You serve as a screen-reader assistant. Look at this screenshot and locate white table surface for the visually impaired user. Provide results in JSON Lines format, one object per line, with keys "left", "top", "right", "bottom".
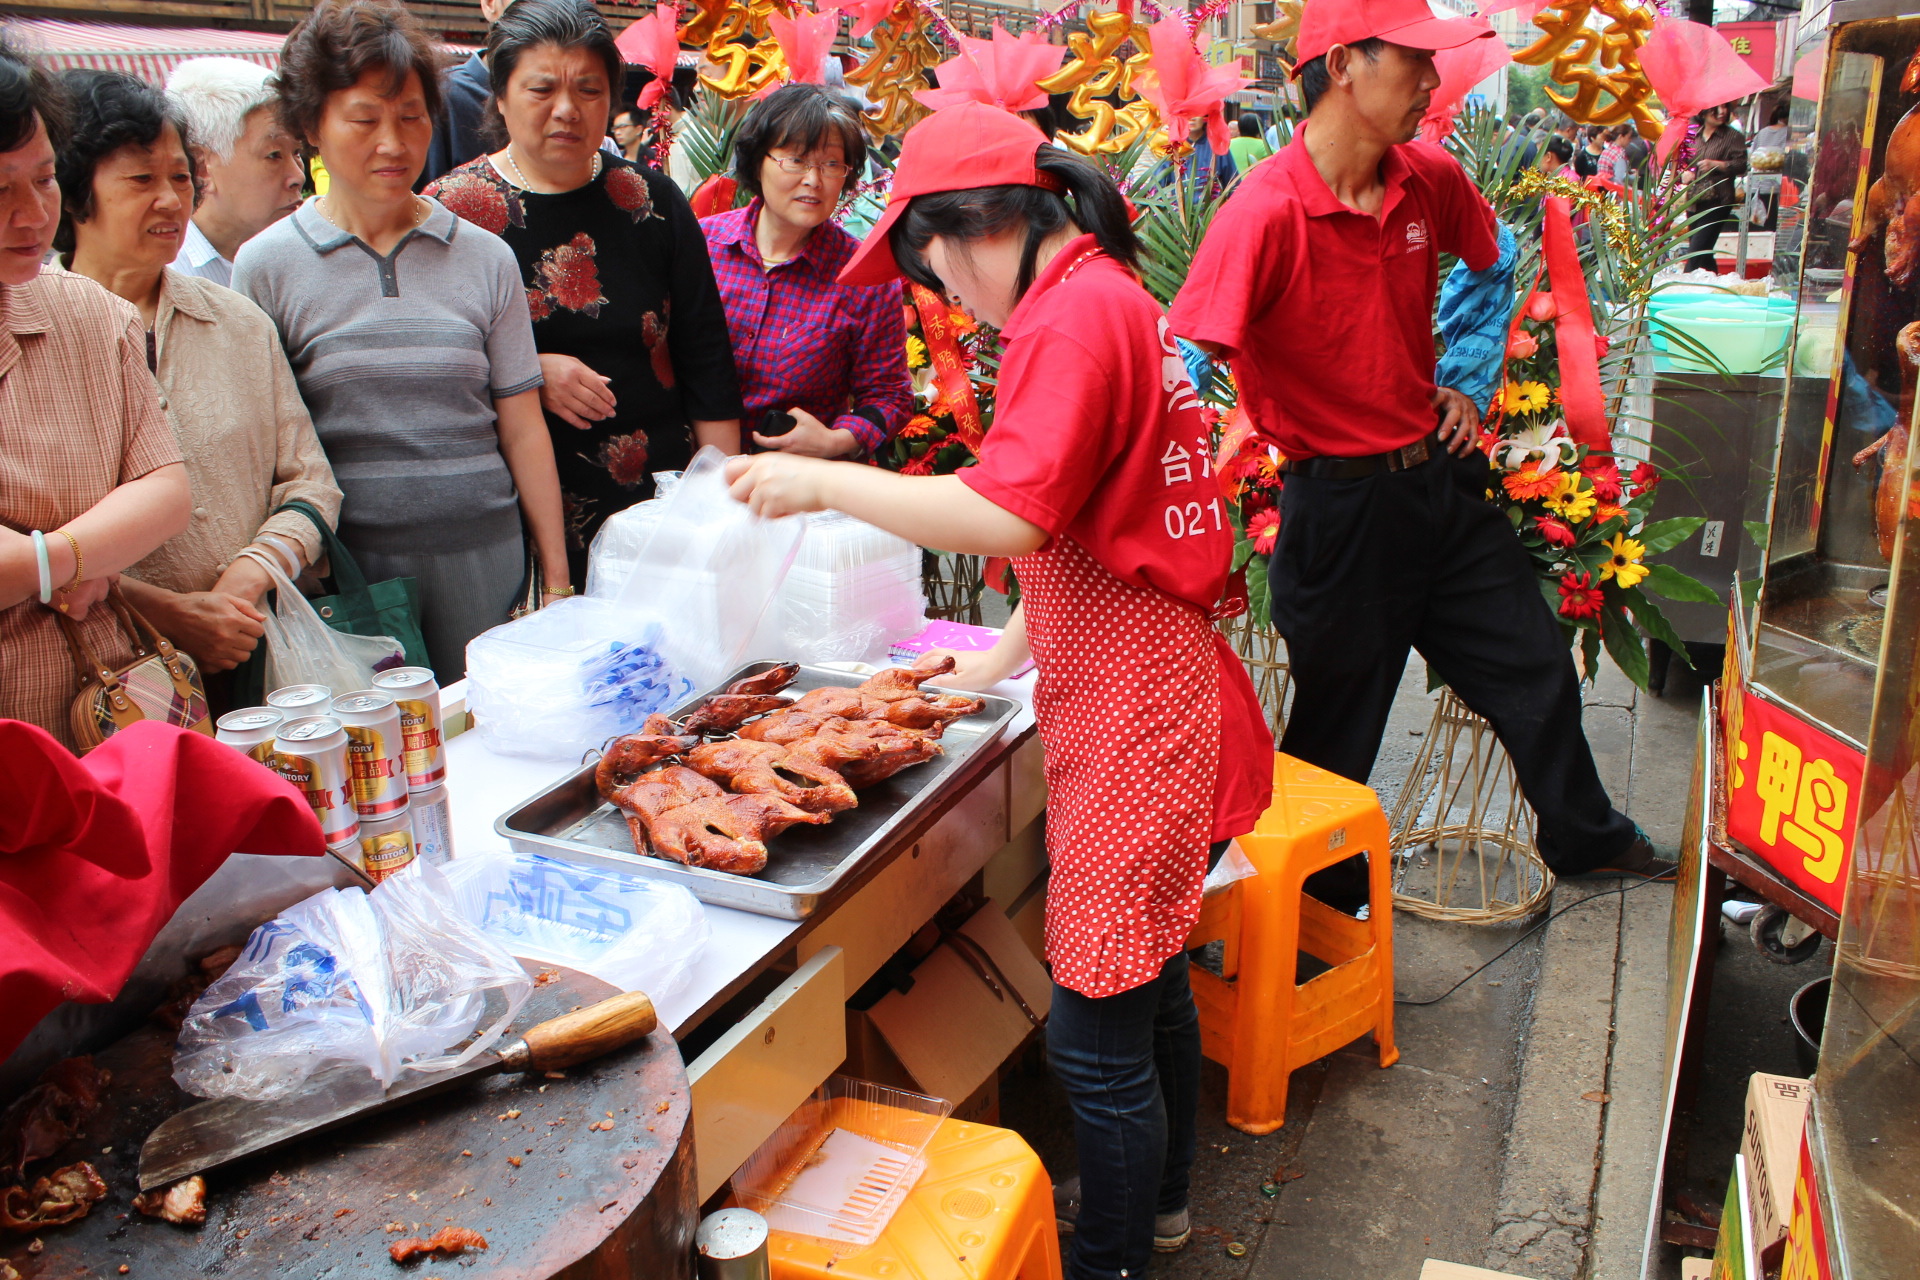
{"left": 436, "top": 668, "right": 1037, "bottom": 1037}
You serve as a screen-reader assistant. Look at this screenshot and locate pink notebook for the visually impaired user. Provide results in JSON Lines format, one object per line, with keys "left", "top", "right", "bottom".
{"left": 889, "top": 620, "right": 1034, "bottom": 679}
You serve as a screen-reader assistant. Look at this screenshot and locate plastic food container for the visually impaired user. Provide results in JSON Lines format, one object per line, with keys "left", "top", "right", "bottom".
{"left": 1651, "top": 298, "right": 1793, "bottom": 374}
{"left": 731, "top": 1076, "right": 954, "bottom": 1247}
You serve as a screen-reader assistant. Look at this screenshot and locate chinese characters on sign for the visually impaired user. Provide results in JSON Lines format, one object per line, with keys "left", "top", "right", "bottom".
{"left": 1780, "top": 1132, "right": 1833, "bottom": 1280}
{"left": 1512, "top": 0, "right": 1664, "bottom": 139}
{"left": 1725, "top": 688, "right": 1864, "bottom": 914}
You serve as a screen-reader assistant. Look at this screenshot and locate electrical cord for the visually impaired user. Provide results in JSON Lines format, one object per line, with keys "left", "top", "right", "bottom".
{"left": 1394, "top": 873, "right": 1673, "bottom": 1006}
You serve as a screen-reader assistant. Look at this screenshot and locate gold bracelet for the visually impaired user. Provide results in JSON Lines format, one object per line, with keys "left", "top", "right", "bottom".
{"left": 541, "top": 584, "right": 576, "bottom": 598}
{"left": 56, "top": 530, "right": 82, "bottom": 587}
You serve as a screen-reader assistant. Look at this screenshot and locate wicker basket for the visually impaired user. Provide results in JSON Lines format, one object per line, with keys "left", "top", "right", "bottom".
{"left": 920, "top": 550, "right": 987, "bottom": 625}
{"left": 1220, "top": 611, "right": 1292, "bottom": 738}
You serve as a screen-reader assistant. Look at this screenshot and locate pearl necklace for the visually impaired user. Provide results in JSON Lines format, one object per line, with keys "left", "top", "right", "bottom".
{"left": 320, "top": 194, "right": 428, "bottom": 236}
{"left": 502, "top": 146, "right": 601, "bottom": 192}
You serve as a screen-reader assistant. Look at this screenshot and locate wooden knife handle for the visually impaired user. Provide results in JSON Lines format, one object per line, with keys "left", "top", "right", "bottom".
{"left": 506, "top": 991, "right": 657, "bottom": 1073}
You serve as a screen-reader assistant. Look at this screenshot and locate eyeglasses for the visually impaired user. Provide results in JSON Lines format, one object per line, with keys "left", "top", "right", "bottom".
{"left": 769, "top": 154, "right": 851, "bottom": 180}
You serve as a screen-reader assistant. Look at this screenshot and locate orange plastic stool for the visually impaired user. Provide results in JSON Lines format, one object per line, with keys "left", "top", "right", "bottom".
{"left": 1187, "top": 753, "right": 1398, "bottom": 1134}
{"left": 768, "top": 1117, "right": 1063, "bottom": 1280}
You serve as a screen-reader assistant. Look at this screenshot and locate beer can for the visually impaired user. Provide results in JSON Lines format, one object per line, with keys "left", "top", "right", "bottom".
{"left": 215, "top": 707, "right": 284, "bottom": 765}
{"left": 331, "top": 690, "right": 410, "bottom": 818}
{"left": 372, "top": 667, "right": 445, "bottom": 791}
{"left": 356, "top": 808, "right": 417, "bottom": 883}
{"left": 409, "top": 784, "right": 455, "bottom": 866}
{"left": 266, "top": 683, "right": 333, "bottom": 716}
{"left": 273, "top": 715, "right": 359, "bottom": 849}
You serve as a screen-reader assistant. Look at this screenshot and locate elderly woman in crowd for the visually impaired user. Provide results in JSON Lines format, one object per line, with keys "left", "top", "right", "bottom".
{"left": 165, "top": 57, "right": 305, "bottom": 287}
{"left": 54, "top": 70, "right": 342, "bottom": 703}
{"left": 425, "top": 0, "right": 741, "bottom": 582}
{"left": 702, "top": 83, "right": 911, "bottom": 458}
{"left": 238, "top": 0, "right": 570, "bottom": 678}
{"left": 0, "top": 39, "right": 192, "bottom": 749}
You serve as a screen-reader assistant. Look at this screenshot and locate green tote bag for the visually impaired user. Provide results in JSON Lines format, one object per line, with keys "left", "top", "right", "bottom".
{"left": 274, "top": 499, "right": 431, "bottom": 672}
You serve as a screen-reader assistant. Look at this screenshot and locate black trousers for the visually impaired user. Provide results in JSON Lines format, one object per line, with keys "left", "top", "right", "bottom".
{"left": 1269, "top": 448, "right": 1636, "bottom": 876}
{"left": 1685, "top": 203, "right": 1735, "bottom": 274}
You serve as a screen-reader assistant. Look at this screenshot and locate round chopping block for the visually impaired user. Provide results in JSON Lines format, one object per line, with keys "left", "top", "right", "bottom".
{"left": 7, "top": 964, "right": 695, "bottom": 1279}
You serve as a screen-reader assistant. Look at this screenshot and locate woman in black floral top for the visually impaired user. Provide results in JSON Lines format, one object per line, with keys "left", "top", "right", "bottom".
{"left": 424, "top": 0, "right": 742, "bottom": 581}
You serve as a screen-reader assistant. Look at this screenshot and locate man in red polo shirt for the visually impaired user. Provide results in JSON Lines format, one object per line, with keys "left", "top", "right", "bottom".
{"left": 1170, "top": 0, "right": 1666, "bottom": 886}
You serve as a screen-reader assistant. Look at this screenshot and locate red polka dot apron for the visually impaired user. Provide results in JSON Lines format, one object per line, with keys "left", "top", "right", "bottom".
{"left": 1018, "top": 535, "right": 1221, "bottom": 999}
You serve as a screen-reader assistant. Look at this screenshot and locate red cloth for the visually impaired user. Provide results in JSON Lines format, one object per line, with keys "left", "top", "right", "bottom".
{"left": 1169, "top": 125, "right": 1499, "bottom": 460}
{"left": 0, "top": 720, "right": 324, "bottom": 1061}
{"left": 957, "top": 235, "right": 1271, "bottom": 849}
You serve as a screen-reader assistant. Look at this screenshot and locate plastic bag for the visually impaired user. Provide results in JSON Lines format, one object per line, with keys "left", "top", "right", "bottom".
{"left": 235, "top": 547, "right": 404, "bottom": 694}
{"left": 584, "top": 472, "right": 686, "bottom": 601}
{"left": 444, "top": 850, "right": 709, "bottom": 1002}
{"left": 1202, "top": 839, "right": 1258, "bottom": 898}
{"left": 172, "top": 861, "right": 532, "bottom": 1101}
{"left": 465, "top": 596, "right": 696, "bottom": 760}
{"left": 613, "top": 447, "right": 805, "bottom": 689}
{"left": 766, "top": 511, "right": 927, "bottom": 665}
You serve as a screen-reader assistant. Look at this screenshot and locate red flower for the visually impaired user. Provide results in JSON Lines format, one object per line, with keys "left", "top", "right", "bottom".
{"left": 1247, "top": 507, "right": 1280, "bottom": 555}
{"left": 1507, "top": 328, "right": 1539, "bottom": 359}
{"left": 604, "top": 165, "right": 655, "bottom": 221}
{"left": 642, "top": 306, "right": 674, "bottom": 389}
{"left": 1594, "top": 332, "right": 1611, "bottom": 360}
{"left": 597, "top": 432, "right": 650, "bottom": 488}
{"left": 1630, "top": 461, "right": 1660, "bottom": 493}
{"left": 535, "top": 232, "right": 607, "bottom": 317}
{"left": 900, "top": 415, "right": 936, "bottom": 439}
{"left": 1557, "top": 571, "right": 1605, "bottom": 621}
{"left": 1525, "top": 291, "right": 1558, "bottom": 323}
{"left": 1581, "top": 456, "right": 1622, "bottom": 503}
{"left": 899, "top": 453, "right": 936, "bottom": 476}
{"left": 1534, "top": 515, "right": 1576, "bottom": 547}
{"left": 1503, "top": 460, "right": 1560, "bottom": 501}
{"left": 429, "top": 167, "right": 521, "bottom": 234}
{"left": 525, "top": 286, "right": 551, "bottom": 323}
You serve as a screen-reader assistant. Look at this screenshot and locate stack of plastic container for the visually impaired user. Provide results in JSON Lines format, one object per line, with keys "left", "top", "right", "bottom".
{"left": 768, "top": 512, "right": 927, "bottom": 665}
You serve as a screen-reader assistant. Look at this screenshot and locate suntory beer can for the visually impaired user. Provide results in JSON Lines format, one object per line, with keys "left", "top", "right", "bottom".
{"left": 266, "top": 683, "right": 333, "bottom": 716}
{"left": 357, "top": 808, "right": 418, "bottom": 883}
{"left": 273, "top": 715, "right": 359, "bottom": 848}
{"left": 331, "top": 690, "right": 410, "bottom": 818}
{"left": 410, "top": 784, "right": 454, "bottom": 866}
{"left": 371, "top": 667, "right": 445, "bottom": 791}
{"left": 215, "top": 707, "right": 283, "bottom": 765}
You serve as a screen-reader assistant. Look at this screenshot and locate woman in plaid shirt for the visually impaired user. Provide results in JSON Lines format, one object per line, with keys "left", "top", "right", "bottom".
{"left": 702, "top": 84, "right": 913, "bottom": 458}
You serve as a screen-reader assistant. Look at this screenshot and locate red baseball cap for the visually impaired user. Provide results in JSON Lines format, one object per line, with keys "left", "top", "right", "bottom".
{"left": 839, "top": 102, "right": 1061, "bottom": 288}
{"left": 1294, "top": 0, "right": 1493, "bottom": 70}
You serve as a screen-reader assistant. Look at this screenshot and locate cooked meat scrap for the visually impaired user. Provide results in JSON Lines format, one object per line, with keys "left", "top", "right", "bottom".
{"left": 388, "top": 1225, "right": 488, "bottom": 1262}
{"left": 132, "top": 1175, "right": 207, "bottom": 1226}
{"left": 724, "top": 662, "right": 800, "bottom": 696}
{"left": 0, "top": 1162, "right": 108, "bottom": 1234}
{"left": 0, "top": 1059, "right": 109, "bottom": 1184}
{"left": 856, "top": 654, "right": 957, "bottom": 702}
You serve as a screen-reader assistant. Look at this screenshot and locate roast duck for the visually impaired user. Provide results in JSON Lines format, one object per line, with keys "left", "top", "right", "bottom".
{"left": 593, "top": 657, "right": 985, "bottom": 876}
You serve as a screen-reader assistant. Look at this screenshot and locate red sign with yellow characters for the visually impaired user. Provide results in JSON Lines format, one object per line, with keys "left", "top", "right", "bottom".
{"left": 1724, "top": 688, "right": 1863, "bottom": 915}
{"left": 1780, "top": 1131, "right": 1833, "bottom": 1280}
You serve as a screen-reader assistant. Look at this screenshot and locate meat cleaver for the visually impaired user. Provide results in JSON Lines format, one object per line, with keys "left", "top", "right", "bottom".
{"left": 138, "top": 990, "right": 656, "bottom": 1192}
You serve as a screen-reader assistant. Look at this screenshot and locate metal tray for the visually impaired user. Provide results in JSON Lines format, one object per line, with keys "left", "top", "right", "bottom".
{"left": 494, "top": 660, "right": 1022, "bottom": 918}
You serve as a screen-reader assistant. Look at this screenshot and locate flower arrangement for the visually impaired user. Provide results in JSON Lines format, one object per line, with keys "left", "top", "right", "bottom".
{"left": 882, "top": 284, "right": 1001, "bottom": 477}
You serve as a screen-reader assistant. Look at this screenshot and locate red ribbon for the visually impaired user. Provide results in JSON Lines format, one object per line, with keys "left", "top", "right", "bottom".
{"left": 909, "top": 282, "right": 988, "bottom": 454}
{"left": 1541, "top": 194, "right": 1610, "bottom": 452}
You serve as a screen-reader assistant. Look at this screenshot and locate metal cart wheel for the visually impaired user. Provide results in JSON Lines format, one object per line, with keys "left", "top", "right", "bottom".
{"left": 1750, "top": 903, "right": 1823, "bottom": 964}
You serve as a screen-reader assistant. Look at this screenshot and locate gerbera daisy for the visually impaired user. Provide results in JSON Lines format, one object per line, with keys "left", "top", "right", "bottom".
{"left": 947, "top": 309, "right": 977, "bottom": 334}
{"left": 905, "top": 335, "right": 929, "bottom": 367}
{"left": 1248, "top": 507, "right": 1280, "bottom": 555}
{"left": 1581, "top": 456, "right": 1622, "bottom": 503}
{"left": 900, "top": 415, "right": 936, "bottom": 439}
{"left": 1593, "top": 502, "right": 1627, "bottom": 525}
{"left": 1544, "top": 473, "right": 1597, "bottom": 522}
{"left": 1503, "top": 459, "right": 1561, "bottom": 501}
{"left": 1599, "top": 532, "right": 1649, "bottom": 588}
{"left": 1534, "top": 515, "right": 1576, "bottom": 547}
{"left": 1629, "top": 461, "right": 1660, "bottom": 493}
{"left": 1557, "top": 571, "right": 1605, "bottom": 620}
{"left": 1510, "top": 381, "right": 1552, "bottom": 414}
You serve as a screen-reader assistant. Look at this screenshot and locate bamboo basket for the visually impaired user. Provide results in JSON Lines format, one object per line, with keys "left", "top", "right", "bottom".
{"left": 1220, "top": 611, "right": 1293, "bottom": 737}
{"left": 920, "top": 550, "right": 986, "bottom": 625}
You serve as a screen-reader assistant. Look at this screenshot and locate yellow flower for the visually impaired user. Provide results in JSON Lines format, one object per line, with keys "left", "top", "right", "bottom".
{"left": 906, "top": 334, "right": 929, "bottom": 367}
{"left": 1498, "top": 380, "right": 1552, "bottom": 416}
{"left": 1600, "top": 532, "right": 1649, "bottom": 588}
{"left": 1542, "top": 472, "right": 1596, "bottom": 523}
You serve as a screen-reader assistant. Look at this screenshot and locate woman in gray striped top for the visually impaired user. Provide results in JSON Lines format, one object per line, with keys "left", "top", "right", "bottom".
{"left": 236, "top": 0, "right": 571, "bottom": 678}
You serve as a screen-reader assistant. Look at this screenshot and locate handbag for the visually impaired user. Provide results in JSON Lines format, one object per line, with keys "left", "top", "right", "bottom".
{"left": 273, "top": 500, "right": 431, "bottom": 671}
{"left": 57, "top": 584, "right": 212, "bottom": 751}
{"left": 510, "top": 541, "right": 543, "bottom": 621}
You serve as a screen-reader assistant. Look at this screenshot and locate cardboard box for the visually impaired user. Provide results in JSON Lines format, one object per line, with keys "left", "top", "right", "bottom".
{"left": 1743, "top": 1072, "right": 1812, "bottom": 1247}
{"left": 1682, "top": 1260, "right": 1714, "bottom": 1280}
{"left": 845, "top": 901, "right": 1052, "bottom": 1110}
{"left": 1418, "top": 1262, "right": 1543, "bottom": 1280}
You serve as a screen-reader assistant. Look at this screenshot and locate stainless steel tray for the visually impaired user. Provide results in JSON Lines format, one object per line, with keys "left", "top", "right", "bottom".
{"left": 494, "top": 660, "right": 1022, "bottom": 918}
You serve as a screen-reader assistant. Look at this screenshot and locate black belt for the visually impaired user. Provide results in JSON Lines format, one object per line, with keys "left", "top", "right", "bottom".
{"left": 1281, "top": 431, "right": 1444, "bottom": 479}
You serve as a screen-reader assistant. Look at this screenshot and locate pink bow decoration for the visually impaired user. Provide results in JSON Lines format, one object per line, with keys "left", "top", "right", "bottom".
{"left": 1419, "top": 36, "right": 1511, "bottom": 142}
{"left": 1638, "top": 18, "right": 1771, "bottom": 164}
{"left": 770, "top": 5, "right": 840, "bottom": 84}
{"left": 1475, "top": 0, "right": 1554, "bottom": 16}
{"left": 827, "top": 0, "right": 900, "bottom": 39}
{"left": 616, "top": 4, "right": 682, "bottom": 109}
{"left": 1133, "top": 18, "right": 1250, "bottom": 155}
{"left": 915, "top": 23, "right": 1067, "bottom": 113}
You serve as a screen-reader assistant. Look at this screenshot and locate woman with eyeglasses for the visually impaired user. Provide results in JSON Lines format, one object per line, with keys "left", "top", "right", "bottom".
{"left": 424, "top": 0, "right": 742, "bottom": 581}
{"left": 701, "top": 83, "right": 912, "bottom": 458}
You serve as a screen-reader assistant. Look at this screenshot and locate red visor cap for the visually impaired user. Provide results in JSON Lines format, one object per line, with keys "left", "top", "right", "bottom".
{"left": 1294, "top": 0, "right": 1494, "bottom": 71}
{"left": 838, "top": 102, "right": 1060, "bottom": 288}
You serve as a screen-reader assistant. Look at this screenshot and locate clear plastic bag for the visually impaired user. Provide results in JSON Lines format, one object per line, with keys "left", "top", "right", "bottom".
{"left": 612, "top": 447, "right": 805, "bottom": 689}
{"left": 465, "top": 596, "right": 696, "bottom": 760}
{"left": 443, "top": 850, "right": 709, "bottom": 1002}
{"left": 766, "top": 512, "right": 927, "bottom": 665}
{"left": 234, "top": 547, "right": 404, "bottom": 694}
{"left": 172, "top": 861, "right": 532, "bottom": 1101}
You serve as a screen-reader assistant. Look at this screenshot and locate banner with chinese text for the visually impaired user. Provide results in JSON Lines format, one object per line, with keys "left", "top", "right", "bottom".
{"left": 1724, "top": 688, "right": 1863, "bottom": 915}
{"left": 1779, "top": 1132, "right": 1833, "bottom": 1280}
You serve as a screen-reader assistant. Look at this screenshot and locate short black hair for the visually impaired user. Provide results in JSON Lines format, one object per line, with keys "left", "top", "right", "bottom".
{"left": 482, "top": 0, "right": 623, "bottom": 149}
{"left": 54, "top": 69, "right": 195, "bottom": 256}
{"left": 278, "top": 0, "right": 445, "bottom": 146}
{"left": 732, "top": 82, "right": 868, "bottom": 199}
{"left": 1544, "top": 135, "right": 1573, "bottom": 164}
{"left": 1237, "top": 113, "right": 1260, "bottom": 138}
{"left": 0, "top": 31, "right": 69, "bottom": 154}
{"left": 1770, "top": 99, "right": 1790, "bottom": 126}
{"left": 1297, "top": 37, "right": 1385, "bottom": 113}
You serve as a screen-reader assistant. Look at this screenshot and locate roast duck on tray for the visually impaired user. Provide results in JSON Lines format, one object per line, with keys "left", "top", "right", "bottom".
{"left": 592, "top": 656, "right": 985, "bottom": 876}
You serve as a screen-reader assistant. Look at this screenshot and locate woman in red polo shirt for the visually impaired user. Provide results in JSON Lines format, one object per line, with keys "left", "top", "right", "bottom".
{"left": 725, "top": 102, "right": 1270, "bottom": 1280}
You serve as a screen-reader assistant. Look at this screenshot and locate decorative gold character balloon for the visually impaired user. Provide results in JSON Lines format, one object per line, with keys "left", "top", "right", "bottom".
{"left": 847, "top": 3, "right": 944, "bottom": 139}
{"left": 1514, "top": 0, "right": 1664, "bottom": 141}
{"left": 1035, "top": 10, "right": 1157, "bottom": 155}
{"left": 687, "top": 0, "right": 792, "bottom": 100}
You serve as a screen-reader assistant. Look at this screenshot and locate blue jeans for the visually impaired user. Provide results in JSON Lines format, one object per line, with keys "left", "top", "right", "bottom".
{"left": 1046, "top": 949, "right": 1202, "bottom": 1279}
